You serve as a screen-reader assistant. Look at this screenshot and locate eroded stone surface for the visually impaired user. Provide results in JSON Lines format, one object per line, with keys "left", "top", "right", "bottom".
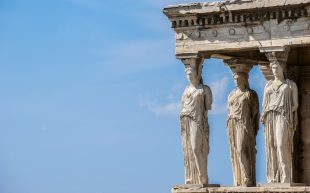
{"left": 180, "top": 56, "right": 212, "bottom": 185}
{"left": 172, "top": 186, "right": 310, "bottom": 193}
{"left": 225, "top": 62, "right": 259, "bottom": 187}
{"left": 164, "top": 0, "right": 310, "bottom": 186}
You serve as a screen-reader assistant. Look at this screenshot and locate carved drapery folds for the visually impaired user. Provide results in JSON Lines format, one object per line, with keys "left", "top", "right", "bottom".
{"left": 179, "top": 54, "right": 213, "bottom": 185}
{"left": 260, "top": 47, "right": 299, "bottom": 183}
{"left": 163, "top": 0, "right": 310, "bottom": 191}
{"left": 225, "top": 59, "right": 259, "bottom": 187}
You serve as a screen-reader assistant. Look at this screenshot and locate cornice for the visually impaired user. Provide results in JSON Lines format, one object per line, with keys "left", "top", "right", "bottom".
{"left": 163, "top": 0, "right": 310, "bottom": 29}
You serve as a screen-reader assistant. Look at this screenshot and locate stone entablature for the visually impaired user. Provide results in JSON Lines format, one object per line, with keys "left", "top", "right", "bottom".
{"left": 165, "top": 2, "right": 309, "bottom": 29}
{"left": 163, "top": 0, "right": 310, "bottom": 190}
{"left": 163, "top": 0, "right": 310, "bottom": 55}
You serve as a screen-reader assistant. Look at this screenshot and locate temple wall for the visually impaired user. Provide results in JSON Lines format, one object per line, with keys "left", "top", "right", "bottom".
{"left": 299, "top": 66, "right": 310, "bottom": 185}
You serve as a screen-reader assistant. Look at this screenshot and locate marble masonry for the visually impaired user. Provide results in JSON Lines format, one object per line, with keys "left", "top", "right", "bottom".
{"left": 163, "top": 0, "right": 310, "bottom": 192}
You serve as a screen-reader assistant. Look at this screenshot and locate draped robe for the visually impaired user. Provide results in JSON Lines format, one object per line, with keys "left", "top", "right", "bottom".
{"left": 180, "top": 84, "right": 212, "bottom": 184}
{"left": 227, "top": 88, "right": 259, "bottom": 186}
{"left": 262, "top": 79, "right": 298, "bottom": 183}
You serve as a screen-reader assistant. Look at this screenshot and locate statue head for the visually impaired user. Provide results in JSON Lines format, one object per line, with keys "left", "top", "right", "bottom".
{"left": 270, "top": 61, "right": 284, "bottom": 79}
{"left": 266, "top": 50, "right": 288, "bottom": 80}
{"left": 233, "top": 72, "right": 249, "bottom": 89}
{"left": 182, "top": 57, "right": 203, "bottom": 85}
{"left": 185, "top": 64, "right": 199, "bottom": 85}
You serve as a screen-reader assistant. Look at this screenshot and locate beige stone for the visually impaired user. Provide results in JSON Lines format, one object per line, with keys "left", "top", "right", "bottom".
{"left": 163, "top": 0, "right": 310, "bottom": 187}
{"left": 172, "top": 186, "right": 310, "bottom": 193}
{"left": 180, "top": 56, "right": 212, "bottom": 185}
{"left": 225, "top": 61, "right": 259, "bottom": 187}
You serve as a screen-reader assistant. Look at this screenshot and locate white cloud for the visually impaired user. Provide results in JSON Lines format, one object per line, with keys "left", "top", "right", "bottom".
{"left": 139, "top": 97, "right": 181, "bottom": 116}
{"left": 209, "top": 76, "right": 229, "bottom": 114}
{"left": 210, "top": 76, "right": 229, "bottom": 100}
{"left": 249, "top": 73, "right": 266, "bottom": 92}
{"left": 140, "top": 76, "right": 230, "bottom": 116}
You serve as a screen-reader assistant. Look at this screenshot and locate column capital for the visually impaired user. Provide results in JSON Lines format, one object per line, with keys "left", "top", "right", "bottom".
{"left": 176, "top": 52, "right": 205, "bottom": 59}
{"left": 259, "top": 46, "right": 290, "bottom": 53}
{"left": 176, "top": 52, "right": 204, "bottom": 65}
{"left": 259, "top": 46, "right": 290, "bottom": 79}
{"left": 177, "top": 53, "right": 206, "bottom": 83}
{"left": 259, "top": 46, "right": 290, "bottom": 65}
{"left": 224, "top": 58, "right": 256, "bottom": 74}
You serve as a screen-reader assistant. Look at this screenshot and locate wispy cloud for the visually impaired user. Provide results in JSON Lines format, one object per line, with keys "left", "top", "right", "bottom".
{"left": 209, "top": 76, "right": 229, "bottom": 114}
{"left": 139, "top": 97, "right": 181, "bottom": 116}
{"left": 140, "top": 76, "right": 230, "bottom": 116}
{"left": 249, "top": 72, "right": 266, "bottom": 92}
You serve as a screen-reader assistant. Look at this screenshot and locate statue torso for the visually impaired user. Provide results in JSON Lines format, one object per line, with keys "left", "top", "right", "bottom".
{"left": 265, "top": 80, "right": 290, "bottom": 113}
{"left": 228, "top": 89, "right": 251, "bottom": 120}
{"left": 181, "top": 84, "right": 206, "bottom": 121}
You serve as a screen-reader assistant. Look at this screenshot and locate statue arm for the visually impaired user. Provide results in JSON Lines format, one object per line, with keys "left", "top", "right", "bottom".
{"left": 203, "top": 85, "right": 212, "bottom": 110}
{"left": 251, "top": 90, "right": 260, "bottom": 136}
{"left": 261, "top": 80, "right": 271, "bottom": 123}
{"left": 290, "top": 81, "right": 298, "bottom": 112}
{"left": 227, "top": 90, "right": 235, "bottom": 114}
{"left": 203, "top": 85, "right": 212, "bottom": 118}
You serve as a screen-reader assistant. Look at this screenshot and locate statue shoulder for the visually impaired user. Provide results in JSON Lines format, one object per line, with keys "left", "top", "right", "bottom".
{"left": 181, "top": 86, "right": 189, "bottom": 98}
{"left": 249, "top": 88, "right": 258, "bottom": 97}
{"left": 203, "top": 85, "right": 212, "bottom": 96}
{"left": 263, "top": 80, "right": 273, "bottom": 91}
{"left": 228, "top": 88, "right": 237, "bottom": 100}
{"left": 266, "top": 80, "right": 273, "bottom": 87}
{"left": 286, "top": 79, "right": 297, "bottom": 88}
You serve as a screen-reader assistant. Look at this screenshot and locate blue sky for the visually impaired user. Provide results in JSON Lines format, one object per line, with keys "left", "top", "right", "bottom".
{"left": 0, "top": 0, "right": 267, "bottom": 193}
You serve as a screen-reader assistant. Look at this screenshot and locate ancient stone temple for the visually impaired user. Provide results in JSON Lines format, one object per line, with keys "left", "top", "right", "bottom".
{"left": 163, "top": 0, "right": 310, "bottom": 192}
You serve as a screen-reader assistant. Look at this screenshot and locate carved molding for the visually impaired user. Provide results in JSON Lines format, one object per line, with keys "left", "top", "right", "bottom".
{"left": 169, "top": 4, "right": 308, "bottom": 29}
{"left": 224, "top": 58, "right": 256, "bottom": 74}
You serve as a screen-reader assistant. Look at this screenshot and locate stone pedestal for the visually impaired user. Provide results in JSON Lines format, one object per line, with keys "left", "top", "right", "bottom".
{"left": 172, "top": 186, "right": 310, "bottom": 193}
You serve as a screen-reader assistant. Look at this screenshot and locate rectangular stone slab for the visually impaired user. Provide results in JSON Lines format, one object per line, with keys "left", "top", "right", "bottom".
{"left": 172, "top": 186, "right": 310, "bottom": 193}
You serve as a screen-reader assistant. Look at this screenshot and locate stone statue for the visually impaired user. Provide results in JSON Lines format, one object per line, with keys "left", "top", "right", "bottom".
{"left": 180, "top": 59, "right": 212, "bottom": 185}
{"left": 261, "top": 61, "right": 298, "bottom": 183}
{"left": 226, "top": 68, "right": 259, "bottom": 187}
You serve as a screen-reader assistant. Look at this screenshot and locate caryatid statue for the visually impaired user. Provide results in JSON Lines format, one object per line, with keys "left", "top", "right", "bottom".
{"left": 180, "top": 56, "right": 212, "bottom": 185}
{"left": 261, "top": 51, "right": 298, "bottom": 183}
{"left": 225, "top": 61, "right": 259, "bottom": 187}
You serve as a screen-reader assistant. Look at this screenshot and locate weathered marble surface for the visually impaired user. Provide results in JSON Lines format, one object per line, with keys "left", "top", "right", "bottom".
{"left": 261, "top": 51, "right": 298, "bottom": 183}
{"left": 226, "top": 63, "right": 259, "bottom": 187}
{"left": 180, "top": 57, "right": 212, "bottom": 185}
{"left": 172, "top": 186, "right": 310, "bottom": 193}
{"left": 164, "top": 0, "right": 310, "bottom": 186}
{"left": 163, "top": 0, "right": 310, "bottom": 54}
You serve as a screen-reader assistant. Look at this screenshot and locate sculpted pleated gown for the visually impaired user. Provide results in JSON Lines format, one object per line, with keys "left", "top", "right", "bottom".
{"left": 180, "top": 84, "right": 212, "bottom": 184}
{"left": 262, "top": 79, "right": 298, "bottom": 183}
{"left": 227, "top": 88, "right": 259, "bottom": 186}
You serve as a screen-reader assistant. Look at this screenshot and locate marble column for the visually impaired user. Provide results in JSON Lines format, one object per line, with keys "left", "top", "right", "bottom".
{"left": 178, "top": 53, "right": 212, "bottom": 185}
{"left": 224, "top": 59, "right": 259, "bottom": 187}
{"left": 260, "top": 47, "right": 299, "bottom": 183}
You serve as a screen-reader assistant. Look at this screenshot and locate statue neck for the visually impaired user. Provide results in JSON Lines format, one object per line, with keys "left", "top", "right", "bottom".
{"left": 274, "top": 74, "right": 285, "bottom": 81}
{"left": 189, "top": 80, "right": 200, "bottom": 88}
{"left": 237, "top": 85, "right": 247, "bottom": 92}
